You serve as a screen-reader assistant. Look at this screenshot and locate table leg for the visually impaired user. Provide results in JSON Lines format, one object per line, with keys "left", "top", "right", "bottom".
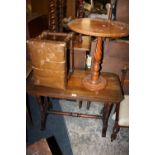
{"left": 78, "top": 100, "right": 82, "bottom": 109}
{"left": 102, "top": 103, "right": 113, "bottom": 137}
{"left": 82, "top": 37, "right": 107, "bottom": 91}
{"left": 26, "top": 93, "right": 33, "bottom": 125}
{"left": 111, "top": 103, "right": 120, "bottom": 141}
{"left": 86, "top": 101, "right": 91, "bottom": 110}
{"left": 36, "top": 96, "right": 50, "bottom": 130}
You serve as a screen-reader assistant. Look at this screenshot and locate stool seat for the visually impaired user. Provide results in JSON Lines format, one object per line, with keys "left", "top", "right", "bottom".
{"left": 118, "top": 95, "right": 129, "bottom": 126}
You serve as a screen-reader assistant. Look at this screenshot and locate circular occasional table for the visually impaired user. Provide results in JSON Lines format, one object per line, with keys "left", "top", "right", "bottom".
{"left": 68, "top": 18, "right": 129, "bottom": 91}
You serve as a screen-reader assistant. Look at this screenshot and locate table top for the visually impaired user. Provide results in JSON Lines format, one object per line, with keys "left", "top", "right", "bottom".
{"left": 27, "top": 70, "right": 123, "bottom": 103}
{"left": 68, "top": 18, "right": 129, "bottom": 38}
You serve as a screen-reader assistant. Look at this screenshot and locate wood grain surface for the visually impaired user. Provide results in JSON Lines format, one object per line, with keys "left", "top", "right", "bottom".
{"left": 68, "top": 18, "right": 129, "bottom": 37}
{"left": 27, "top": 70, "right": 123, "bottom": 103}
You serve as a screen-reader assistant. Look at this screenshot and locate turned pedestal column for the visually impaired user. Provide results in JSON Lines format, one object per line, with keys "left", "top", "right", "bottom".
{"left": 83, "top": 36, "right": 107, "bottom": 91}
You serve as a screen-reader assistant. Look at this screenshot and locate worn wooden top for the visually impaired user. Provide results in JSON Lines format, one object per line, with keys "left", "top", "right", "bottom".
{"left": 68, "top": 18, "right": 129, "bottom": 38}
{"left": 27, "top": 139, "right": 52, "bottom": 155}
{"left": 27, "top": 70, "right": 123, "bottom": 103}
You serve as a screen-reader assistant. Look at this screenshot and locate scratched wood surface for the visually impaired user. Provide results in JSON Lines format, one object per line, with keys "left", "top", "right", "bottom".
{"left": 26, "top": 139, "right": 52, "bottom": 155}
{"left": 27, "top": 70, "right": 123, "bottom": 103}
{"left": 68, "top": 18, "right": 129, "bottom": 37}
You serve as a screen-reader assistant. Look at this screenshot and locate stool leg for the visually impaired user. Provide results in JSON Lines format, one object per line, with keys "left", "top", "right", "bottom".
{"left": 36, "top": 96, "right": 50, "bottom": 130}
{"left": 102, "top": 103, "right": 113, "bottom": 137}
{"left": 86, "top": 101, "right": 91, "bottom": 110}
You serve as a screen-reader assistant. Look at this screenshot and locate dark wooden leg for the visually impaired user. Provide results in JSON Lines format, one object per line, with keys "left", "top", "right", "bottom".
{"left": 36, "top": 96, "right": 50, "bottom": 130}
{"left": 79, "top": 100, "right": 82, "bottom": 109}
{"left": 86, "top": 101, "right": 91, "bottom": 110}
{"left": 69, "top": 33, "right": 74, "bottom": 74}
{"left": 48, "top": 0, "right": 57, "bottom": 32}
{"left": 101, "top": 103, "right": 113, "bottom": 137}
{"left": 58, "top": 0, "right": 64, "bottom": 32}
{"left": 26, "top": 94, "right": 33, "bottom": 125}
{"left": 111, "top": 122, "right": 120, "bottom": 141}
{"left": 111, "top": 103, "right": 120, "bottom": 141}
{"left": 77, "top": 0, "right": 84, "bottom": 18}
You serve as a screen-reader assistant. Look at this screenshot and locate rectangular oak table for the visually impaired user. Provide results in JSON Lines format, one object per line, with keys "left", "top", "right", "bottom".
{"left": 27, "top": 70, "right": 123, "bottom": 137}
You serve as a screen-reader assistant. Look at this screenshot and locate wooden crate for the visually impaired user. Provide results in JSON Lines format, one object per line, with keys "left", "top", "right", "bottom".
{"left": 27, "top": 31, "right": 72, "bottom": 90}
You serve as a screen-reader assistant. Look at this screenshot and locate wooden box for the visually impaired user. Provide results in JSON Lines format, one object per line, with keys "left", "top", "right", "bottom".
{"left": 27, "top": 31, "right": 71, "bottom": 90}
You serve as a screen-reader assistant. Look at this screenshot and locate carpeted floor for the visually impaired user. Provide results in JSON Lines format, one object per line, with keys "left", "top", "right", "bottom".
{"left": 27, "top": 96, "right": 129, "bottom": 155}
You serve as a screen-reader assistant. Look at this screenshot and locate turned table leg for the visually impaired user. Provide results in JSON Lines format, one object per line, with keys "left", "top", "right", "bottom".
{"left": 58, "top": 0, "right": 65, "bottom": 32}
{"left": 77, "top": 0, "right": 84, "bottom": 18}
{"left": 102, "top": 103, "right": 113, "bottom": 137}
{"left": 36, "top": 96, "right": 50, "bottom": 130}
{"left": 48, "top": 0, "right": 57, "bottom": 32}
{"left": 82, "top": 37, "right": 107, "bottom": 91}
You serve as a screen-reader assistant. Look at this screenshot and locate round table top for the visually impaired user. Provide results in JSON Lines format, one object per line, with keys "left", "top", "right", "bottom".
{"left": 68, "top": 18, "right": 129, "bottom": 38}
